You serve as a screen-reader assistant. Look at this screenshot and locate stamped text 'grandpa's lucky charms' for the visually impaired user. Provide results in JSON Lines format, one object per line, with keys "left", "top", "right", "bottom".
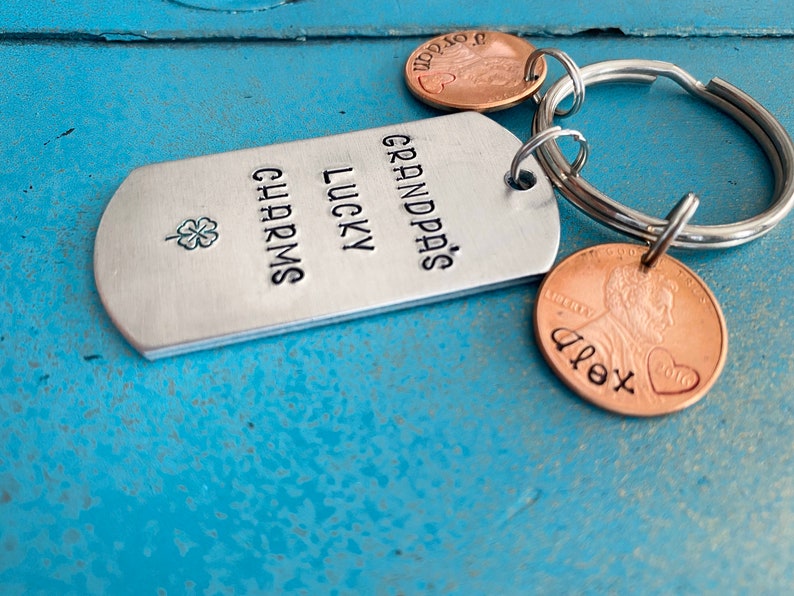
{"left": 251, "top": 132, "right": 460, "bottom": 285}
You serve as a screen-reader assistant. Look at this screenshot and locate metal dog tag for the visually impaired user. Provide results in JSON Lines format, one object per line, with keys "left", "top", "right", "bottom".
{"left": 94, "top": 112, "right": 559, "bottom": 358}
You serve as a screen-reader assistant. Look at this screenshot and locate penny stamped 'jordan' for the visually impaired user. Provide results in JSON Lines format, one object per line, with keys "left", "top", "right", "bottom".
{"left": 404, "top": 30, "right": 547, "bottom": 112}
{"left": 534, "top": 243, "right": 728, "bottom": 416}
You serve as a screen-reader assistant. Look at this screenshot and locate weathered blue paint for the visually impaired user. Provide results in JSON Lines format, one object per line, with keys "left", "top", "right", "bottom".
{"left": 1, "top": 0, "right": 794, "bottom": 39}
{"left": 1, "top": 32, "right": 793, "bottom": 593}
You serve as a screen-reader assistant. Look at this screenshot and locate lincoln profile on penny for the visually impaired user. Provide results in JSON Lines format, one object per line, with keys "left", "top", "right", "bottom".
{"left": 552, "top": 263, "right": 700, "bottom": 399}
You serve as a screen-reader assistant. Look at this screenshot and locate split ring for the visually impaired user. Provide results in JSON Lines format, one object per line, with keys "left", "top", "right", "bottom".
{"left": 508, "top": 126, "right": 588, "bottom": 190}
{"left": 642, "top": 193, "right": 700, "bottom": 267}
{"left": 525, "top": 48, "right": 585, "bottom": 118}
{"left": 532, "top": 59, "right": 794, "bottom": 249}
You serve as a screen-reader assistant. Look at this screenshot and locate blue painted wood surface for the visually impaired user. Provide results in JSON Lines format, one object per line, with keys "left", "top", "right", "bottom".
{"left": 2, "top": 11, "right": 794, "bottom": 595}
{"left": 2, "top": 0, "right": 794, "bottom": 39}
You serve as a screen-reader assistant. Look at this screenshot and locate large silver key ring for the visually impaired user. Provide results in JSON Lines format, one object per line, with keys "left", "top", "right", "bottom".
{"left": 532, "top": 59, "right": 794, "bottom": 249}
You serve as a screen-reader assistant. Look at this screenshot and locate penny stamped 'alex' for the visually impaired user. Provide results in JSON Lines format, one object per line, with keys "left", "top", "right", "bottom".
{"left": 534, "top": 243, "right": 728, "bottom": 416}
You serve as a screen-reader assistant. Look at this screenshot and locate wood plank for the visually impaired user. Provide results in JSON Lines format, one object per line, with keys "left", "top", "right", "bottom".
{"left": 2, "top": 0, "right": 794, "bottom": 40}
{"left": 2, "top": 35, "right": 793, "bottom": 592}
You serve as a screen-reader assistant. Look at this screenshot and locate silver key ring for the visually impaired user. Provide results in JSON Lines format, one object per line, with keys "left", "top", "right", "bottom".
{"left": 532, "top": 59, "right": 794, "bottom": 249}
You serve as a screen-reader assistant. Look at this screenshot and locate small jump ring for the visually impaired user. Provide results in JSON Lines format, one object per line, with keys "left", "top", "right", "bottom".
{"left": 525, "top": 48, "right": 585, "bottom": 118}
{"left": 508, "top": 126, "right": 589, "bottom": 190}
{"left": 532, "top": 59, "right": 794, "bottom": 249}
{"left": 642, "top": 193, "right": 700, "bottom": 268}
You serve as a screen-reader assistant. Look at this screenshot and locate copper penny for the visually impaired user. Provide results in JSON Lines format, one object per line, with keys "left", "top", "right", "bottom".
{"left": 404, "top": 30, "right": 547, "bottom": 112}
{"left": 534, "top": 243, "right": 728, "bottom": 416}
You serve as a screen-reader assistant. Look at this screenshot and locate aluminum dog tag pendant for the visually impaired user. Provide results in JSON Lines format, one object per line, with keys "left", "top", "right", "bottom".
{"left": 95, "top": 112, "right": 559, "bottom": 358}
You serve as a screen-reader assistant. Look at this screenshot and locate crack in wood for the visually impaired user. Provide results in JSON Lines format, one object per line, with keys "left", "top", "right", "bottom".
{"left": 165, "top": 0, "right": 300, "bottom": 14}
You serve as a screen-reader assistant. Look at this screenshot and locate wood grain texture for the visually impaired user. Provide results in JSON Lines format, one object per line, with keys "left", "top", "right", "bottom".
{"left": 1, "top": 0, "right": 794, "bottom": 39}
{"left": 1, "top": 29, "right": 792, "bottom": 594}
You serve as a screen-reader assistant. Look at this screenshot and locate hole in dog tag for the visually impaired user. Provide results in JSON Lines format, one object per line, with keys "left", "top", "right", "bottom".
{"left": 94, "top": 112, "right": 559, "bottom": 358}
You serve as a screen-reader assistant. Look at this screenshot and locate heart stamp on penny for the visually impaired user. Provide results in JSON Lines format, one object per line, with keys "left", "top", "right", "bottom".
{"left": 417, "top": 72, "right": 456, "bottom": 94}
{"left": 648, "top": 348, "right": 701, "bottom": 395}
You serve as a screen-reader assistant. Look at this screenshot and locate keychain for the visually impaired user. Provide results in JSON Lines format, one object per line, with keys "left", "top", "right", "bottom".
{"left": 94, "top": 31, "right": 582, "bottom": 359}
{"left": 513, "top": 60, "right": 794, "bottom": 415}
{"left": 94, "top": 31, "right": 793, "bottom": 414}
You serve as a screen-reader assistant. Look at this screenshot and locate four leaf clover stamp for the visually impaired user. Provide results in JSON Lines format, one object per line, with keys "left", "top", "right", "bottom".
{"left": 165, "top": 217, "right": 218, "bottom": 250}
